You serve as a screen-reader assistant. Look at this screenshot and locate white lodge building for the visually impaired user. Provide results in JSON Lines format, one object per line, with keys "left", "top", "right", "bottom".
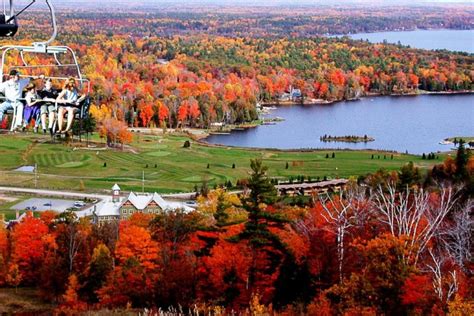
{"left": 81, "top": 184, "right": 195, "bottom": 224}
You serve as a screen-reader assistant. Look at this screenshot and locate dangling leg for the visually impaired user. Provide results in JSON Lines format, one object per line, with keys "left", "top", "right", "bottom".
{"left": 48, "top": 105, "right": 57, "bottom": 136}
{"left": 14, "top": 102, "right": 24, "bottom": 130}
{"left": 65, "top": 107, "right": 77, "bottom": 132}
{"left": 34, "top": 110, "right": 40, "bottom": 133}
{"left": 40, "top": 105, "right": 47, "bottom": 132}
{"left": 57, "top": 107, "right": 65, "bottom": 133}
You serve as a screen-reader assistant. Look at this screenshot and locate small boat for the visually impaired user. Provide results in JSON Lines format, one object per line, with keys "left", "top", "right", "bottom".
{"left": 439, "top": 140, "right": 452, "bottom": 145}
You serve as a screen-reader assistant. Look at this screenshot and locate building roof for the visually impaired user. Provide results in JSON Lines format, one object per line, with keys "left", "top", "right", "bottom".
{"left": 78, "top": 191, "right": 195, "bottom": 219}
{"left": 276, "top": 179, "right": 348, "bottom": 190}
{"left": 75, "top": 199, "right": 123, "bottom": 218}
{"left": 126, "top": 192, "right": 194, "bottom": 212}
{"left": 112, "top": 183, "right": 121, "bottom": 191}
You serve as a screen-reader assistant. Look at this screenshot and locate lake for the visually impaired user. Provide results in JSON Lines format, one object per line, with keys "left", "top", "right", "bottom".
{"left": 347, "top": 29, "right": 474, "bottom": 53}
{"left": 204, "top": 94, "right": 474, "bottom": 154}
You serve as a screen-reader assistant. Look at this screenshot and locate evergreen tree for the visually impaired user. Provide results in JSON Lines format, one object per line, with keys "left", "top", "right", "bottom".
{"left": 200, "top": 180, "right": 209, "bottom": 197}
{"left": 233, "top": 159, "right": 287, "bottom": 293}
{"left": 214, "top": 191, "right": 230, "bottom": 226}
{"left": 455, "top": 139, "right": 470, "bottom": 180}
{"left": 398, "top": 161, "right": 421, "bottom": 189}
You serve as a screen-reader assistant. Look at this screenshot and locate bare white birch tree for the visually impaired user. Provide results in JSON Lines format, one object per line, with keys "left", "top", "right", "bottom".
{"left": 318, "top": 185, "right": 370, "bottom": 283}
{"left": 426, "top": 248, "right": 459, "bottom": 304}
{"left": 373, "top": 182, "right": 460, "bottom": 265}
{"left": 442, "top": 199, "right": 473, "bottom": 272}
{"left": 66, "top": 220, "right": 87, "bottom": 272}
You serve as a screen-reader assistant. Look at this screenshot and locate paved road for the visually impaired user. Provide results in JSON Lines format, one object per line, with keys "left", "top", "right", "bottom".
{"left": 0, "top": 186, "right": 109, "bottom": 200}
{"left": 0, "top": 186, "right": 199, "bottom": 201}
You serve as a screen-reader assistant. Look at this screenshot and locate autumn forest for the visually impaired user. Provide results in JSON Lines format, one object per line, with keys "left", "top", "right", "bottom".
{"left": 2, "top": 4, "right": 472, "bottom": 141}
{"left": 0, "top": 2, "right": 473, "bottom": 315}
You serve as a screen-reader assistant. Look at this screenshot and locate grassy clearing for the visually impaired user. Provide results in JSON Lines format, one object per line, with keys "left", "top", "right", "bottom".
{"left": 0, "top": 195, "right": 30, "bottom": 220}
{"left": 0, "top": 133, "right": 446, "bottom": 193}
{"left": 0, "top": 287, "right": 55, "bottom": 314}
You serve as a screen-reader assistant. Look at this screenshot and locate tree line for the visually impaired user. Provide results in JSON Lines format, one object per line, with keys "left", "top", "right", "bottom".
{"left": 0, "top": 144, "right": 472, "bottom": 314}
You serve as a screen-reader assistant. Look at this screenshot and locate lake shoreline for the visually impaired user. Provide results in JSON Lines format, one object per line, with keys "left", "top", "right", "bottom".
{"left": 261, "top": 89, "right": 474, "bottom": 106}
{"left": 201, "top": 92, "right": 473, "bottom": 154}
{"left": 132, "top": 92, "right": 472, "bottom": 154}
{"left": 194, "top": 135, "right": 409, "bottom": 154}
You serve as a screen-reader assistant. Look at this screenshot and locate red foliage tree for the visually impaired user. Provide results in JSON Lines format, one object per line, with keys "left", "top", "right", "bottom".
{"left": 10, "top": 216, "right": 50, "bottom": 284}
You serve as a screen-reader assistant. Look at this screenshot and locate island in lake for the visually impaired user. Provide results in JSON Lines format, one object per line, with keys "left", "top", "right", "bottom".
{"left": 320, "top": 134, "right": 375, "bottom": 143}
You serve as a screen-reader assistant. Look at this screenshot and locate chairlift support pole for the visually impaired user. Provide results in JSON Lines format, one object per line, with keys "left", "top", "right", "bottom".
{"left": 9, "top": 0, "right": 13, "bottom": 18}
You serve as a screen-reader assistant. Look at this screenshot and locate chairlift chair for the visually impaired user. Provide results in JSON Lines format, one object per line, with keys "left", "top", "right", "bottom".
{"left": 0, "top": 0, "right": 18, "bottom": 37}
{"left": 0, "top": 0, "right": 90, "bottom": 139}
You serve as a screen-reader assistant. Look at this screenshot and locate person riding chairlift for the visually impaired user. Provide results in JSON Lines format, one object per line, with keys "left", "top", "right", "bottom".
{"left": 0, "top": 69, "right": 42, "bottom": 130}
{"left": 23, "top": 82, "right": 42, "bottom": 131}
{"left": 38, "top": 78, "right": 58, "bottom": 135}
{"left": 56, "top": 77, "right": 86, "bottom": 135}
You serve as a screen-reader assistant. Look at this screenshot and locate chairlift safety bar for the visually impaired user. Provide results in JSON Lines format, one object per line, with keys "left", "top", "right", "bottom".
{"left": 0, "top": 45, "right": 84, "bottom": 87}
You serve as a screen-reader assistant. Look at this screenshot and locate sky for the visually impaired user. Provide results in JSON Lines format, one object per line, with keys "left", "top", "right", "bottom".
{"left": 11, "top": 0, "right": 473, "bottom": 11}
{"left": 16, "top": 0, "right": 474, "bottom": 4}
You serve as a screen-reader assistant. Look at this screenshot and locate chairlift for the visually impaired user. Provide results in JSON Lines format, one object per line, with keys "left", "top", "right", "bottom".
{"left": 0, "top": 1, "right": 17, "bottom": 37}
{"left": 0, "top": 0, "right": 90, "bottom": 140}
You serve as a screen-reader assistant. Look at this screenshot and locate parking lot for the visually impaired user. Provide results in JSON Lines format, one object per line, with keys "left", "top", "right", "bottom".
{"left": 12, "top": 198, "right": 87, "bottom": 213}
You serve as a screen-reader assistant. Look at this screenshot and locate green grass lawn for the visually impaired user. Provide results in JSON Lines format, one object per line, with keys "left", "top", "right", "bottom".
{"left": 0, "top": 133, "right": 447, "bottom": 193}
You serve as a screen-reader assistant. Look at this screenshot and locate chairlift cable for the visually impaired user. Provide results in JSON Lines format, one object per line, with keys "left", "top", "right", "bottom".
{"left": 6, "top": 0, "right": 36, "bottom": 24}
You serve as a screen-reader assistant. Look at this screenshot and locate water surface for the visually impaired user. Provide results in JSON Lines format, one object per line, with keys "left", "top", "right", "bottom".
{"left": 347, "top": 29, "right": 474, "bottom": 53}
{"left": 205, "top": 94, "right": 474, "bottom": 154}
